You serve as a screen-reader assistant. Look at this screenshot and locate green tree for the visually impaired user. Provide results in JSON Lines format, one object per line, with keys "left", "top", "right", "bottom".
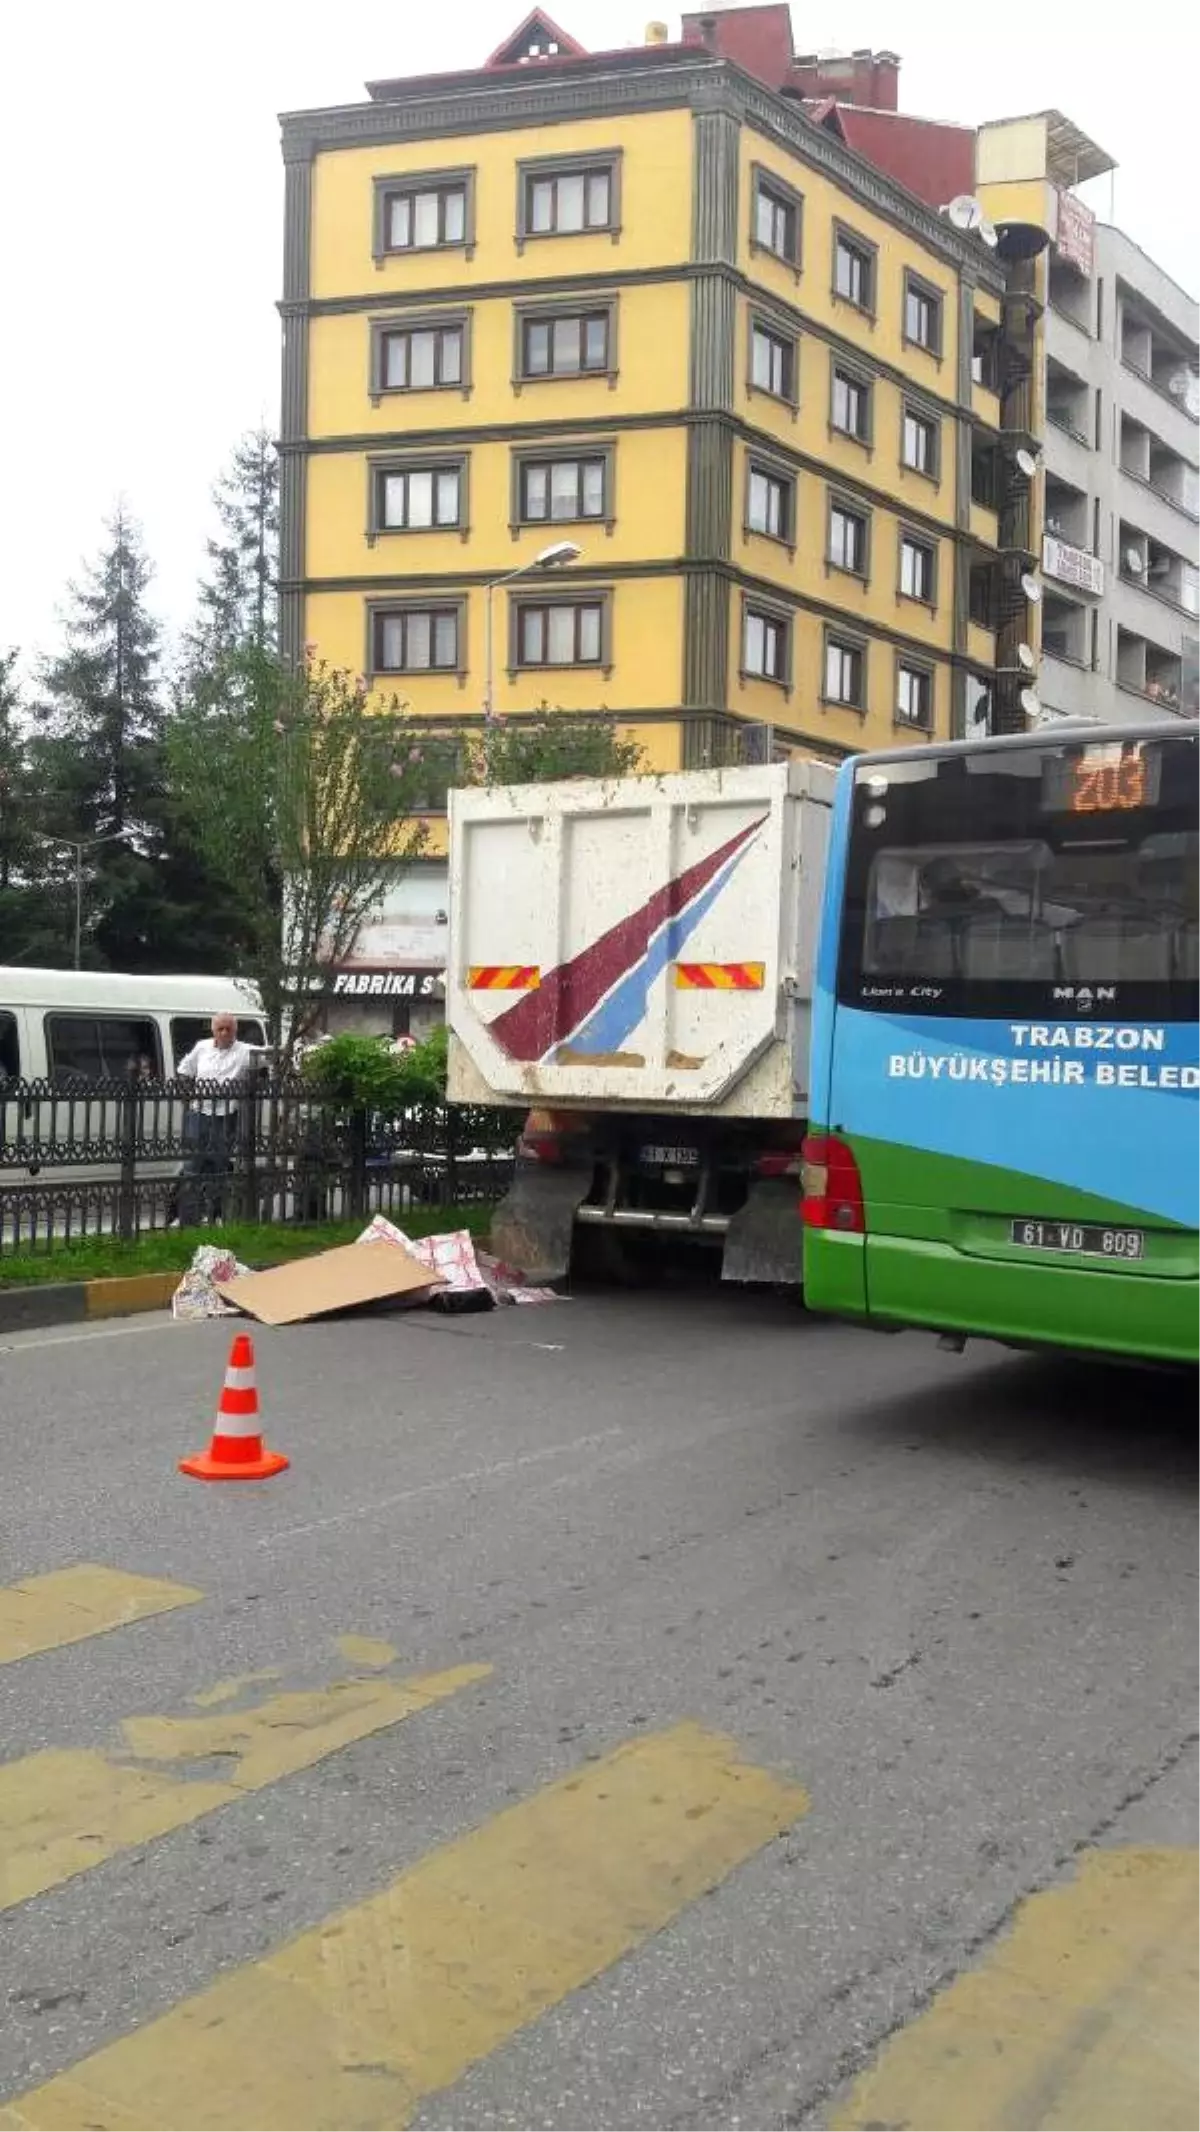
{"left": 469, "top": 707, "right": 642, "bottom": 787}
{"left": 184, "top": 429, "right": 279, "bottom": 666}
{"left": 0, "top": 650, "right": 73, "bottom": 966}
{"left": 168, "top": 647, "right": 431, "bottom": 1059}
{"left": 27, "top": 507, "right": 171, "bottom": 969}
{"left": 0, "top": 647, "right": 29, "bottom": 896}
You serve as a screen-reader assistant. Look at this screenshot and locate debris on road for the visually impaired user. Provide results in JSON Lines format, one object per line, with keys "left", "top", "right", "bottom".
{"left": 215, "top": 1240, "right": 443, "bottom": 1327}
{"left": 169, "top": 1220, "right": 560, "bottom": 1329}
{"left": 171, "top": 1245, "right": 251, "bottom": 1322}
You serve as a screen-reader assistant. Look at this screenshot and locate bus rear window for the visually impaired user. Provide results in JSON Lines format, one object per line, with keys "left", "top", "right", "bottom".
{"left": 841, "top": 733, "right": 1198, "bottom": 1017}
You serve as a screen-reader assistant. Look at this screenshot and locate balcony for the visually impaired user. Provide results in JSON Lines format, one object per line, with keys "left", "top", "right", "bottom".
{"left": 1116, "top": 626, "right": 1185, "bottom": 712}
{"left": 1118, "top": 413, "right": 1200, "bottom": 514}
{"left": 1119, "top": 301, "right": 1199, "bottom": 418}
{"left": 1120, "top": 521, "right": 1200, "bottom": 616}
{"left": 1041, "top": 589, "right": 1089, "bottom": 666}
{"left": 1043, "top": 472, "right": 1089, "bottom": 552}
{"left": 1047, "top": 253, "right": 1092, "bottom": 336}
{"left": 1045, "top": 358, "right": 1089, "bottom": 446}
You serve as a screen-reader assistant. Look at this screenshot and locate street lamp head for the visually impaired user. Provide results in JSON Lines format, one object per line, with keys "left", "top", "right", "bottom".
{"left": 534, "top": 541, "right": 582, "bottom": 569}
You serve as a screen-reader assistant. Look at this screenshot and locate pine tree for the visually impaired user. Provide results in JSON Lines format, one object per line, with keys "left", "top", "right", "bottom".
{"left": 185, "top": 429, "right": 279, "bottom": 665}
{"left": 29, "top": 506, "right": 169, "bottom": 968}
{"left": 0, "top": 647, "right": 28, "bottom": 896}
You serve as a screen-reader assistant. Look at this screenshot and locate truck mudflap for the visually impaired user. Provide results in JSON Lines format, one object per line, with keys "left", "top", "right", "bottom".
{"left": 489, "top": 1166, "right": 593, "bottom": 1286}
{"left": 721, "top": 1178, "right": 805, "bottom": 1287}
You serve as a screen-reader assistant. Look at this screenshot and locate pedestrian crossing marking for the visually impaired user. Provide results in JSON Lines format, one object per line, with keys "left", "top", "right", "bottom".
{"left": 829, "top": 1845, "right": 1200, "bottom": 2131}
{"left": 0, "top": 1565, "right": 203, "bottom": 1668}
{"left": 0, "top": 1721, "right": 809, "bottom": 2132}
{"left": 0, "top": 1661, "right": 491, "bottom": 1913}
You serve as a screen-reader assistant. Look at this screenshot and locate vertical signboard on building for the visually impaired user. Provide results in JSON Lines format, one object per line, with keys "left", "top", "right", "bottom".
{"left": 1054, "top": 189, "right": 1095, "bottom": 277}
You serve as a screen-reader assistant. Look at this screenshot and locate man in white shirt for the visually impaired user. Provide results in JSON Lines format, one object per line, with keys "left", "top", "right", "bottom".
{"left": 172, "top": 1016, "right": 254, "bottom": 1224}
{"left": 177, "top": 1014, "right": 253, "bottom": 1085}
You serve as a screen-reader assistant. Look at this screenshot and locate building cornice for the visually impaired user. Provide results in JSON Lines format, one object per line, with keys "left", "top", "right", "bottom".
{"left": 280, "top": 56, "right": 1004, "bottom": 290}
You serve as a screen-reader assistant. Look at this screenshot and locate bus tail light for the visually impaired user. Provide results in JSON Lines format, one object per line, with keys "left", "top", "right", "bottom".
{"left": 801, "top": 1134, "right": 866, "bottom": 1234}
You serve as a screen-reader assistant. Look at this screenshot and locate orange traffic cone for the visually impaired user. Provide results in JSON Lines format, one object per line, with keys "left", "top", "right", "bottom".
{"left": 180, "top": 1332, "right": 289, "bottom": 1482}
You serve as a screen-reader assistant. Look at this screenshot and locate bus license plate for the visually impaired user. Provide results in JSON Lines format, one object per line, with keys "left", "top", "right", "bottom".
{"left": 1010, "top": 1219, "right": 1145, "bottom": 1261}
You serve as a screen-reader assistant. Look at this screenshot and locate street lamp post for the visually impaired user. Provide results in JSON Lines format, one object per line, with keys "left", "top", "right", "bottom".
{"left": 482, "top": 540, "right": 583, "bottom": 719}
{"left": 31, "top": 830, "right": 127, "bottom": 968}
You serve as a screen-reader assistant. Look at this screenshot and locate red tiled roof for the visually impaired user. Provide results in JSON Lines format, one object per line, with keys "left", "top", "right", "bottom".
{"left": 820, "top": 107, "right": 975, "bottom": 209}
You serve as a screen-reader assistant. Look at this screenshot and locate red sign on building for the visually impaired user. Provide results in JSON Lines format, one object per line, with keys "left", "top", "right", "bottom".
{"left": 1055, "top": 189, "right": 1095, "bottom": 277}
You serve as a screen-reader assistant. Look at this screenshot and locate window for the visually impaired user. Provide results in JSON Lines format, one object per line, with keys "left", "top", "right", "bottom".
{"left": 515, "top": 600, "right": 605, "bottom": 668}
{"left": 403, "top": 735, "right": 464, "bottom": 815}
{"left": 382, "top": 179, "right": 469, "bottom": 254}
{"left": 374, "top": 462, "right": 464, "bottom": 533}
{"left": 743, "top": 604, "right": 789, "bottom": 683}
{"left": 0, "top": 1009, "right": 20, "bottom": 1082}
{"left": 517, "top": 454, "right": 609, "bottom": 526}
{"left": 828, "top": 499, "right": 868, "bottom": 576}
{"left": 896, "top": 662, "right": 933, "bottom": 729}
{"left": 46, "top": 1015, "right": 162, "bottom": 1084}
{"left": 523, "top": 162, "right": 615, "bottom": 237}
{"left": 902, "top": 405, "right": 939, "bottom": 477}
{"left": 845, "top": 735, "right": 1200, "bottom": 1011}
{"left": 746, "top": 463, "right": 793, "bottom": 543}
{"left": 374, "top": 319, "right": 465, "bottom": 395}
{"left": 824, "top": 634, "right": 866, "bottom": 710}
{"left": 899, "top": 533, "right": 936, "bottom": 603}
{"left": 519, "top": 308, "right": 612, "bottom": 381}
{"left": 752, "top": 171, "right": 801, "bottom": 266}
{"left": 903, "top": 273, "right": 943, "bottom": 355}
{"left": 833, "top": 228, "right": 875, "bottom": 313}
{"left": 832, "top": 366, "right": 870, "bottom": 442}
{"left": 750, "top": 322, "right": 796, "bottom": 403}
{"left": 372, "top": 605, "right": 462, "bottom": 674}
{"left": 171, "top": 1017, "right": 265, "bottom": 1070}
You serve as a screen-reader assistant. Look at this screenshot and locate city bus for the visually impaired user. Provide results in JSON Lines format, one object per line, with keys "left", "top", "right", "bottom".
{"left": 801, "top": 722, "right": 1198, "bottom": 1366}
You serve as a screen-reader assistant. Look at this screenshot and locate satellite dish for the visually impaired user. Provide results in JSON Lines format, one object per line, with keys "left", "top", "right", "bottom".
{"left": 979, "top": 219, "right": 999, "bottom": 249}
{"left": 1168, "top": 372, "right": 1188, "bottom": 397}
{"left": 1020, "top": 572, "right": 1042, "bottom": 604}
{"left": 1014, "top": 447, "right": 1039, "bottom": 479}
{"left": 1124, "top": 547, "right": 1145, "bottom": 574}
{"left": 1020, "top": 688, "right": 1041, "bottom": 720}
{"left": 946, "top": 195, "right": 983, "bottom": 231}
{"left": 1017, "top": 643, "right": 1036, "bottom": 672}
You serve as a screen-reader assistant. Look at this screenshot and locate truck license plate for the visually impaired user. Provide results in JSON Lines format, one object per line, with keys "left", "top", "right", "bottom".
{"left": 640, "top": 1144, "right": 700, "bottom": 1169}
{"left": 1009, "top": 1219, "right": 1145, "bottom": 1261}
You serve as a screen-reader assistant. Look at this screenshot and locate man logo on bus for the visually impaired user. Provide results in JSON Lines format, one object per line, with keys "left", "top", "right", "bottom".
{"left": 1052, "top": 985, "right": 1117, "bottom": 1011}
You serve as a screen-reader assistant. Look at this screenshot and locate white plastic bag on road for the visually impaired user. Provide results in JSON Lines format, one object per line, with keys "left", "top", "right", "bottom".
{"left": 171, "top": 1245, "right": 251, "bottom": 1321}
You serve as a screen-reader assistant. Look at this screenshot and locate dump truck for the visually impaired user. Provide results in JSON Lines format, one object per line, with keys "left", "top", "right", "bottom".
{"left": 446, "top": 761, "right": 835, "bottom": 1285}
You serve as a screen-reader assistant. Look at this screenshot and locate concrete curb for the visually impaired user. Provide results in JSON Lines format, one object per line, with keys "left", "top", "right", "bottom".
{"left": 0, "top": 1271, "right": 180, "bottom": 1336}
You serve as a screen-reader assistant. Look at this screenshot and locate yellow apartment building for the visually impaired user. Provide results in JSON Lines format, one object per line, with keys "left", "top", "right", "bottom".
{"left": 278, "top": 7, "right": 1013, "bottom": 795}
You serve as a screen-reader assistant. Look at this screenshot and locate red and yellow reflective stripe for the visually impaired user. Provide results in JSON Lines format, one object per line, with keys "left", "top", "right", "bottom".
{"left": 467, "top": 966, "right": 541, "bottom": 991}
{"left": 674, "top": 962, "right": 765, "bottom": 991}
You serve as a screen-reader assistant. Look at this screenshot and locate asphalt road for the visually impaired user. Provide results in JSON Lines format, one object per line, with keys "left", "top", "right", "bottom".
{"left": 0, "top": 1287, "right": 1196, "bottom": 2130}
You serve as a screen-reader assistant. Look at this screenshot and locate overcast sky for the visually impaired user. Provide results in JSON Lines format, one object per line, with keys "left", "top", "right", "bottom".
{"left": 1, "top": 0, "right": 1195, "bottom": 679}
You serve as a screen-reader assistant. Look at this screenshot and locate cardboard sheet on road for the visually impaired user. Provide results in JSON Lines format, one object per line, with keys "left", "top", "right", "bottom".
{"left": 215, "top": 1241, "right": 443, "bottom": 1326}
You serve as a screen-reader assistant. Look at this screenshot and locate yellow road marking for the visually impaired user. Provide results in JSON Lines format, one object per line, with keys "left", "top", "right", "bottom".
{"left": 335, "top": 1634, "right": 398, "bottom": 1670}
{"left": 0, "top": 1662, "right": 490, "bottom": 1913}
{"left": 830, "top": 1845, "right": 1200, "bottom": 2131}
{"left": 0, "top": 1566, "right": 202, "bottom": 1668}
{"left": 0, "top": 1721, "right": 807, "bottom": 2132}
{"left": 189, "top": 1669, "right": 280, "bottom": 1707}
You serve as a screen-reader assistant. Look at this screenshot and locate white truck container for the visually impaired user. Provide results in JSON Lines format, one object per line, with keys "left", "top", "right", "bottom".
{"left": 447, "top": 762, "right": 834, "bottom": 1284}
